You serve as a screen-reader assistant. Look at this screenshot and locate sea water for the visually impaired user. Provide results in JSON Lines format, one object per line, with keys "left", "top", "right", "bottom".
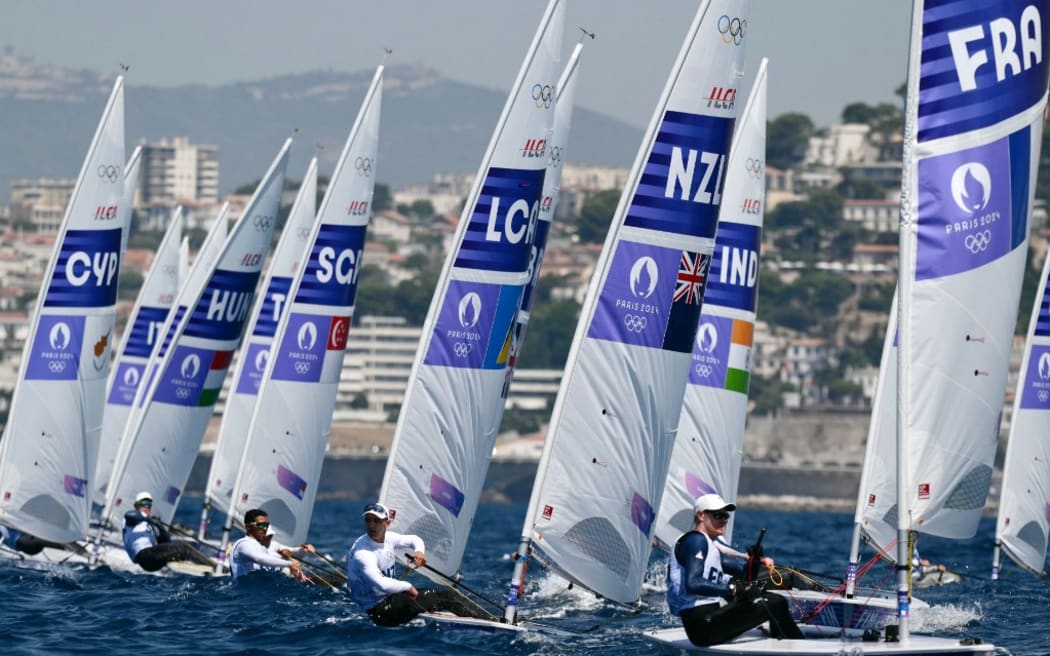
{"left": 1, "top": 502, "right": 1047, "bottom": 656}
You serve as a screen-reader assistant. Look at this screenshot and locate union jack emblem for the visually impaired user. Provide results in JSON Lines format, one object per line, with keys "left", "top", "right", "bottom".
{"left": 673, "top": 251, "right": 710, "bottom": 305}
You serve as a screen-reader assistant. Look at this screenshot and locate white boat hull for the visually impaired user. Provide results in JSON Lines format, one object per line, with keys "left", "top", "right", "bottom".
{"left": 782, "top": 589, "right": 929, "bottom": 632}
{"left": 644, "top": 626, "right": 997, "bottom": 654}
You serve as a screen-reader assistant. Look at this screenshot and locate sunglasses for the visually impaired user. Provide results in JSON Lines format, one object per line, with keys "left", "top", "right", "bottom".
{"left": 251, "top": 521, "right": 270, "bottom": 530}
{"left": 708, "top": 510, "right": 731, "bottom": 521}
{"left": 137, "top": 501, "right": 153, "bottom": 508}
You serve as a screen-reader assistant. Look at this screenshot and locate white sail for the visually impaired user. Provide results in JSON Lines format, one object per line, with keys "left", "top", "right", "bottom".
{"left": 897, "top": 0, "right": 1047, "bottom": 545}
{"left": 994, "top": 247, "right": 1050, "bottom": 577}
{"left": 204, "top": 157, "right": 319, "bottom": 518}
{"left": 379, "top": 1, "right": 564, "bottom": 579}
{"left": 654, "top": 58, "right": 767, "bottom": 551}
{"left": 509, "top": 0, "right": 749, "bottom": 608}
{"left": 0, "top": 77, "right": 126, "bottom": 543}
{"left": 99, "top": 140, "right": 290, "bottom": 527}
{"left": 849, "top": 291, "right": 899, "bottom": 571}
{"left": 94, "top": 207, "right": 184, "bottom": 505}
{"left": 226, "top": 69, "right": 383, "bottom": 547}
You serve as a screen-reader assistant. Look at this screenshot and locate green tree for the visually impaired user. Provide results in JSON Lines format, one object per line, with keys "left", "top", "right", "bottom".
{"left": 575, "top": 190, "right": 620, "bottom": 243}
{"left": 117, "top": 270, "right": 144, "bottom": 301}
{"left": 841, "top": 102, "right": 878, "bottom": 124}
{"left": 518, "top": 299, "right": 580, "bottom": 369}
{"left": 410, "top": 199, "right": 435, "bottom": 219}
{"left": 372, "top": 183, "right": 392, "bottom": 212}
{"left": 767, "top": 113, "right": 815, "bottom": 170}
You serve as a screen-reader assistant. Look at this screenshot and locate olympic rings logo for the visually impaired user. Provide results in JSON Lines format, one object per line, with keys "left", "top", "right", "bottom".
{"left": 294, "top": 361, "right": 311, "bottom": 375}
{"left": 964, "top": 230, "right": 992, "bottom": 254}
{"left": 175, "top": 388, "right": 190, "bottom": 399}
{"left": 354, "top": 157, "right": 373, "bottom": 176}
{"left": 744, "top": 157, "right": 763, "bottom": 178}
{"left": 48, "top": 361, "right": 66, "bottom": 373}
{"left": 1039, "top": 390, "right": 1049, "bottom": 403}
{"left": 454, "top": 342, "right": 472, "bottom": 357}
{"left": 549, "top": 146, "right": 563, "bottom": 167}
{"left": 695, "top": 364, "right": 712, "bottom": 378}
{"left": 718, "top": 15, "right": 746, "bottom": 45}
{"left": 161, "top": 264, "right": 177, "bottom": 276}
{"left": 531, "top": 83, "right": 554, "bottom": 109}
{"left": 253, "top": 215, "right": 273, "bottom": 232}
{"left": 296, "top": 227, "right": 311, "bottom": 239}
{"left": 97, "top": 164, "right": 121, "bottom": 183}
{"left": 624, "top": 314, "right": 647, "bottom": 333}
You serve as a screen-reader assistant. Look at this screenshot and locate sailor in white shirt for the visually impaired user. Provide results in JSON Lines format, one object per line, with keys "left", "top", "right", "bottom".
{"left": 347, "top": 502, "right": 494, "bottom": 627}
{"left": 229, "top": 509, "right": 303, "bottom": 580}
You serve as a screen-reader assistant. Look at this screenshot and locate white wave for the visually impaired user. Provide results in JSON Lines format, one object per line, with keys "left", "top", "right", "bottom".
{"left": 911, "top": 601, "right": 982, "bottom": 632}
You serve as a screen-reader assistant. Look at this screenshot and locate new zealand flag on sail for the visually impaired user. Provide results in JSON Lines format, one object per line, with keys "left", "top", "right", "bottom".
{"left": 588, "top": 240, "right": 709, "bottom": 353}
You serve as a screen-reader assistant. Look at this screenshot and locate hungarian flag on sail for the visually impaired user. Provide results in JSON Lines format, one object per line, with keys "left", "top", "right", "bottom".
{"left": 662, "top": 250, "right": 709, "bottom": 353}
{"left": 197, "top": 348, "right": 234, "bottom": 406}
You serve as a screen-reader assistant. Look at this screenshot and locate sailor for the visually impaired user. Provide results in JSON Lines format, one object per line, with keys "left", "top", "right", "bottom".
{"left": 0, "top": 524, "right": 66, "bottom": 556}
{"left": 347, "top": 502, "right": 494, "bottom": 627}
{"left": 667, "top": 493, "right": 803, "bottom": 646}
{"left": 228, "top": 509, "right": 305, "bottom": 580}
{"left": 122, "top": 491, "right": 214, "bottom": 572}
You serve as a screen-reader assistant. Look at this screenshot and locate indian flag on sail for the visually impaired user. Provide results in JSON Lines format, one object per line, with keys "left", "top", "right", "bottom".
{"left": 688, "top": 313, "right": 752, "bottom": 394}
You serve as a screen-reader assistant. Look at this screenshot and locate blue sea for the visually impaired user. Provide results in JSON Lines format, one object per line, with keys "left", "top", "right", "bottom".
{"left": 1, "top": 502, "right": 1047, "bottom": 656}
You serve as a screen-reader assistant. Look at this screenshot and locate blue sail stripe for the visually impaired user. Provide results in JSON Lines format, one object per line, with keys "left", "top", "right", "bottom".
{"left": 124, "top": 306, "right": 172, "bottom": 358}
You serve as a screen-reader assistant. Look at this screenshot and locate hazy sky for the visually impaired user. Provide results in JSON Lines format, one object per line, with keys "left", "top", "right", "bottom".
{"left": 3, "top": 1, "right": 910, "bottom": 129}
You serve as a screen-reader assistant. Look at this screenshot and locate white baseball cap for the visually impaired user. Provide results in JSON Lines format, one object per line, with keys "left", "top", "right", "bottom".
{"left": 694, "top": 493, "right": 736, "bottom": 514}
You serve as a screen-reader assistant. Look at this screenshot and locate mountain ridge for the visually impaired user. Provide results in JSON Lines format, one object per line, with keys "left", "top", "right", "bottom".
{"left": 0, "top": 53, "right": 639, "bottom": 196}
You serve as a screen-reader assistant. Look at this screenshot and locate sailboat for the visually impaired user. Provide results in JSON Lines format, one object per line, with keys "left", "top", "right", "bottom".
{"left": 645, "top": 0, "right": 1044, "bottom": 651}
{"left": 652, "top": 57, "right": 768, "bottom": 553}
{"left": 378, "top": 0, "right": 564, "bottom": 582}
{"left": 198, "top": 156, "right": 318, "bottom": 539}
{"left": 217, "top": 64, "right": 385, "bottom": 553}
{"left": 0, "top": 76, "right": 127, "bottom": 546}
{"left": 992, "top": 246, "right": 1050, "bottom": 579}
{"left": 460, "top": 0, "right": 751, "bottom": 629}
{"left": 96, "top": 140, "right": 290, "bottom": 542}
{"left": 94, "top": 205, "right": 184, "bottom": 506}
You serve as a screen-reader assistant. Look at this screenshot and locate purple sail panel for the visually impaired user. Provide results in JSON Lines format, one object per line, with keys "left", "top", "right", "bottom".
{"left": 916, "top": 135, "right": 1014, "bottom": 281}
{"left": 152, "top": 345, "right": 212, "bottom": 406}
{"left": 917, "top": 0, "right": 1050, "bottom": 142}
{"left": 1020, "top": 344, "right": 1050, "bottom": 410}
{"left": 453, "top": 167, "right": 546, "bottom": 273}
{"left": 424, "top": 280, "right": 501, "bottom": 369}
{"left": 165, "top": 486, "right": 181, "bottom": 505}
{"left": 703, "top": 223, "right": 762, "bottom": 313}
{"left": 429, "top": 474, "right": 465, "bottom": 517}
{"left": 107, "top": 362, "right": 145, "bottom": 406}
{"left": 25, "top": 315, "right": 85, "bottom": 381}
{"left": 587, "top": 240, "right": 678, "bottom": 349}
{"left": 625, "top": 111, "right": 734, "bottom": 239}
{"left": 235, "top": 342, "right": 270, "bottom": 395}
{"left": 684, "top": 471, "right": 717, "bottom": 499}
{"left": 688, "top": 314, "right": 732, "bottom": 388}
{"left": 277, "top": 465, "right": 308, "bottom": 500}
{"left": 271, "top": 313, "right": 327, "bottom": 383}
{"left": 630, "top": 492, "right": 655, "bottom": 536}
{"left": 43, "top": 228, "right": 122, "bottom": 308}
{"left": 63, "top": 475, "right": 87, "bottom": 498}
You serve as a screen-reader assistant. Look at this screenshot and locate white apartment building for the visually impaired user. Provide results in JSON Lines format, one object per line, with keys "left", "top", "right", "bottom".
{"left": 842, "top": 199, "right": 899, "bottom": 233}
{"left": 804, "top": 124, "right": 879, "bottom": 168}
{"left": 780, "top": 337, "right": 830, "bottom": 408}
{"left": 8, "top": 177, "right": 75, "bottom": 232}
{"left": 139, "top": 137, "right": 219, "bottom": 206}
